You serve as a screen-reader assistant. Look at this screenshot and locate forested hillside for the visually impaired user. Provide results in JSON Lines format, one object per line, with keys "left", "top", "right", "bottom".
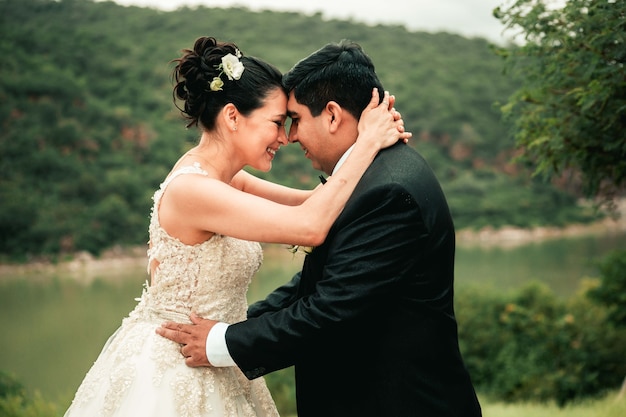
{"left": 0, "top": 0, "right": 598, "bottom": 258}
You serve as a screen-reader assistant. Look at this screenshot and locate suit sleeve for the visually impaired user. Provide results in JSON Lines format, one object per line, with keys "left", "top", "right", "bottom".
{"left": 227, "top": 183, "right": 423, "bottom": 379}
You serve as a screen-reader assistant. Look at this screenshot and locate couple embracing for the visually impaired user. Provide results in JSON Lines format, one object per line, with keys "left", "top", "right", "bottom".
{"left": 64, "top": 36, "right": 481, "bottom": 417}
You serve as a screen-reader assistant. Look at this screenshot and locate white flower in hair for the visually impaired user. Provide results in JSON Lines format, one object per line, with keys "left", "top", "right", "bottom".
{"left": 220, "top": 53, "right": 245, "bottom": 80}
{"left": 209, "top": 76, "right": 224, "bottom": 91}
{"left": 207, "top": 50, "right": 245, "bottom": 92}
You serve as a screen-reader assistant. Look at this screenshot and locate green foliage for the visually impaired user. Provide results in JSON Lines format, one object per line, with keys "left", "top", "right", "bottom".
{"left": 0, "top": 371, "right": 26, "bottom": 400}
{"left": 494, "top": 0, "right": 626, "bottom": 198}
{"left": 0, "top": 0, "right": 598, "bottom": 259}
{"left": 445, "top": 169, "right": 599, "bottom": 229}
{"left": 264, "top": 368, "right": 297, "bottom": 416}
{"left": 0, "top": 371, "right": 59, "bottom": 417}
{"left": 588, "top": 249, "right": 626, "bottom": 327}
{"left": 457, "top": 280, "right": 626, "bottom": 406}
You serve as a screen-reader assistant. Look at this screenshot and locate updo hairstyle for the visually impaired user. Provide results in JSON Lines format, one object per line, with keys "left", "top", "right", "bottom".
{"left": 172, "top": 37, "right": 285, "bottom": 130}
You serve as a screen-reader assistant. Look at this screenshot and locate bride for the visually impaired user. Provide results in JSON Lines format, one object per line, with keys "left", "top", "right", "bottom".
{"left": 63, "top": 36, "right": 408, "bottom": 417}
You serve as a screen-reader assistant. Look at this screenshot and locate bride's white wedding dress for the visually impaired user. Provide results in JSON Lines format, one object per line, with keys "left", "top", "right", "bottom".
{"left": 64, "top": 163, "right": 280, "bottom": 417}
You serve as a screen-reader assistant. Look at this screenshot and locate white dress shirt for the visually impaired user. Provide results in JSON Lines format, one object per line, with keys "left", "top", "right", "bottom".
{"left": 205, "top": 145, "right": 355, "bottom": 366}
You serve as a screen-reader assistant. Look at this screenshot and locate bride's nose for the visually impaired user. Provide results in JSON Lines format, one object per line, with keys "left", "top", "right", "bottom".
{"left": 278, "top": 126, "right": 288, "bottom": 145}
{"left": 287, "top": 124, "right": 298, "bottom": 144}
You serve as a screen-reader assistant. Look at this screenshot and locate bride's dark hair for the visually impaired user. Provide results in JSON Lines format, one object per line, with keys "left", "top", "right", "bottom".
{"left": 172, "top": 36, "right": 285, "bottom": 129}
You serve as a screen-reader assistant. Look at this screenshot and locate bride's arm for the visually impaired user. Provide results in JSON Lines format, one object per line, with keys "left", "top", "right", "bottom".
{"left": 165, "top": 89, "right": 410, "bottom": 246}
{"left": 230, "top": 171, "right": 315, "bottom": 206}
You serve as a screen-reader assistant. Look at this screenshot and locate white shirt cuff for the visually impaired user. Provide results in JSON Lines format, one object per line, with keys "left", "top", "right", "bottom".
{"left": 205, "top": 322, "right": 236, "bottom": 367}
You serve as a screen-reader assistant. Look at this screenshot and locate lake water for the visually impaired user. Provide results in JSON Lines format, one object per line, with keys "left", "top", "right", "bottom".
{"left": 1, "top": 232, "right": 625, "bottom": 408}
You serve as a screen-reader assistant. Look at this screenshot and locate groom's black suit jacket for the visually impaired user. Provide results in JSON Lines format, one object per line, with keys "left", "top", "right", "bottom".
{"left": 226, "top": 143, "right": 482, "bottom": 417}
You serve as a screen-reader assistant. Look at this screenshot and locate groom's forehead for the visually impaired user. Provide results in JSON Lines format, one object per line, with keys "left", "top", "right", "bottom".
{"left": 286, "top": 97, "right": 306, "bottom": 118}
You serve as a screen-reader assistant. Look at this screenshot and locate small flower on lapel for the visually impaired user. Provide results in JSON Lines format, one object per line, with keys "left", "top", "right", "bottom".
{"left": 286, "top": 245, "right": 314, "bottom": 255}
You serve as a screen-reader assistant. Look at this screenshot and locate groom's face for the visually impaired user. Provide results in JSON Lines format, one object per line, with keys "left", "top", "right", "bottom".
{"left": 286, "top": 92, "right": 344, "bottom": 175}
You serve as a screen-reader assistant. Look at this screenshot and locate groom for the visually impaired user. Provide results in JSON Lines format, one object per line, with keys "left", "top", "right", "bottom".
{"left": 158, "top": 40, "right": 482, "bottom": 417}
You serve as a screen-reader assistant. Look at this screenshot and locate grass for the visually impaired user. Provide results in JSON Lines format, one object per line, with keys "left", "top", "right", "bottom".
{"left": 276, "top": 391, "right": 626, "bottom": 417}
{"left": 480, "top": 391, "right": 626, "bottom": 417}
{"left": 2, "top": 375, "right": 624, "bottom": 417}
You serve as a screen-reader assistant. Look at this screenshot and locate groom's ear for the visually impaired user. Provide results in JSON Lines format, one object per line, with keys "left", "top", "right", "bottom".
{"left": 325, "top": 101, "right": 343, "bottom": 133}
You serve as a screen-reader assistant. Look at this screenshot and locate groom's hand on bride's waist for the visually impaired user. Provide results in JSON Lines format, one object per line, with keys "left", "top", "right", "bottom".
{"left": 156, "top": 312, "right": 216, "bottom": 367}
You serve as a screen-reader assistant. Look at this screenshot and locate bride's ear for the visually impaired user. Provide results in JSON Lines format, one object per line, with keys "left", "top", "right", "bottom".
{"left": 325, "top": 101, "right": 343, "bottom": 133}
{"left": 221, "top": 103, "right": 239, "bottom": 131}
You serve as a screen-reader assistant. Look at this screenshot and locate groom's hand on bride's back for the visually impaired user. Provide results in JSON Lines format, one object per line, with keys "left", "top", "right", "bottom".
{"left": 156, "top": 312, "right": 216, "bottom": 367}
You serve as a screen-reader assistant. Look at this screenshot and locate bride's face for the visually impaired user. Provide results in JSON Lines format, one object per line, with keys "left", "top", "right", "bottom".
{"left": 238, "top": 88, "right": 288, "bottom": 172}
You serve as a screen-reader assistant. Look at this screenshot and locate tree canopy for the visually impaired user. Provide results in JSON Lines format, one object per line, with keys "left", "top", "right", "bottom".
{"left": 495, "top": 0, "right": 626, "bottom": 200}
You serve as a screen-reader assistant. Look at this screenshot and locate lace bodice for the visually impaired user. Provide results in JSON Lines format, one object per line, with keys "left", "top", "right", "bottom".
{"left": 65, "top": 163, "right": 279, "bottom": 417}
{"left": 142, "top": 162, "right": 263, "bottom": 322}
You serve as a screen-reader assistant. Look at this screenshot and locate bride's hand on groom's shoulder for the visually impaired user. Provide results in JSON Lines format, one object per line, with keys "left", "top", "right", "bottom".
{"left": 156, "top": 313, "right": 217, "bottom": 367}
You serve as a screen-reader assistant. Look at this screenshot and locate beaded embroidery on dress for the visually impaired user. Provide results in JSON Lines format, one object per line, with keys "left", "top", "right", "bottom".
{"left": 64, "top": 163, "right": 279, "bottom": 417}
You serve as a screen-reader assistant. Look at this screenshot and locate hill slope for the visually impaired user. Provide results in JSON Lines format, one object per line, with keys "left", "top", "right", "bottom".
{"left": 0, "top": 0, "right": 597, "bottom": 257}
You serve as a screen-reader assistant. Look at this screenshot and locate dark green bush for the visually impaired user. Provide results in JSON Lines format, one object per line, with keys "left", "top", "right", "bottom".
{"left": 0, "top": 371, "right": 59, "bottom": 417}
{"left": 457, "top": 278, "right": 626, "bottom": 406}
{"left": 0, "top": 371, "right": 26, "bottom": 400}
{"left": 588, "top": 250, "right": 626, "bottom": 327}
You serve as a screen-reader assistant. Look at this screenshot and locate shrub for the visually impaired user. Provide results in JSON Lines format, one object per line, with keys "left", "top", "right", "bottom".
{"left": 457, "top": 281, "right": 626, "bottom": 405}
{"left": 0, "top": 371, "right": 59, "bottom": 417}
{"left": 588, "top": 250, "right": 626, "bottom": 327}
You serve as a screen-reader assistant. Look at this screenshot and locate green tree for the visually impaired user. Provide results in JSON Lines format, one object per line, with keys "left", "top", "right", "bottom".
{"left": 494, "top": 0, "right": 626, "bottom": 199}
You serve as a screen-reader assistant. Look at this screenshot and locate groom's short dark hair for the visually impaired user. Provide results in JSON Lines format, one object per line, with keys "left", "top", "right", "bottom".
{"left": 282, "top": 40, "right": 384, "bottom": 120}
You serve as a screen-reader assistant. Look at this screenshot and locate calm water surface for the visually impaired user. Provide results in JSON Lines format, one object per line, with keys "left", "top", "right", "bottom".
{"left": 1, "top": 233, "right": 625, "bottom": 406}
